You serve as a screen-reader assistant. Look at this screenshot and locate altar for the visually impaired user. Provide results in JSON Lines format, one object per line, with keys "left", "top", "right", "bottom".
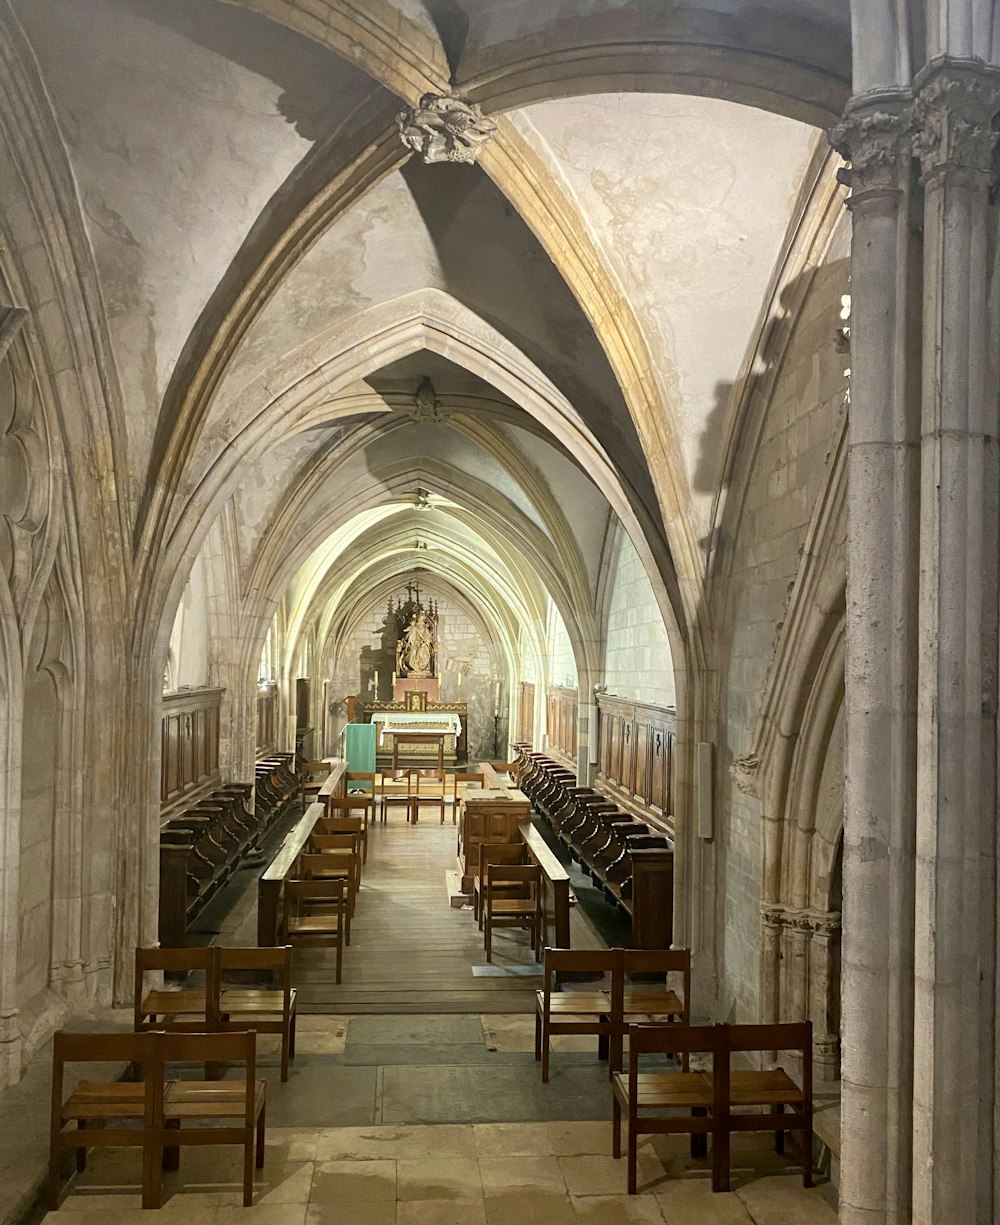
{"left": 370, "top": 710, "right": 463, "bottom": 762}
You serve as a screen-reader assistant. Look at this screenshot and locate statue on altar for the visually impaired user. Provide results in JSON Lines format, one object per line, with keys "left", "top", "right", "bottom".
{"left": 397, "top": 608, "right": 436, "bottom": 677}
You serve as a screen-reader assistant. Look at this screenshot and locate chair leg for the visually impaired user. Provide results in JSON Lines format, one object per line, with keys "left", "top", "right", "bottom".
{"left": 289, "top": 1013, "right": 297, "bottom": 1059}
{"left": 627, "top": 1119, "right": 637, "bottom": 1194}
{"left": 143, "top": 1137, "right": 163, "bottom": 1210}
{"left": 612, "top": 1096, "right": 621, "bottom": 1159}
{"left": 281, "top": 1026, "right": 290, "bottom": 1082}
{"left": 484, "top": 914, "right": 492, "bottom": 962}
{"left": 243, "top": 1135, "right": 255, "bottom": 1207}
{"left": 75, "top": 1135, "right": 88, "bottom": 1172}
{"left": 691, "top": 1108, "right": 707, "bottom": 1158}
{"left": 162, "top": 1118, "right": 180, "bottom": 1170}
{"left": 712, "top": 1120, "right": 730, "bottom": 1193}
{"left": 534, "top": 1011, "right": 542, "bottom": 1061}
{"left": 802, "top": 1117, "right": 814, "bottom": 1188}
{"left": 541, "top": 1019, "right": 550, "bottom": 1083}
{"left": 47, "top": 1136, "right": 62, "bottom": 1211}
{"left": 256, "top": 1105, "right": 267, "bottom": 1168}
{"left": 775, "top": 1102, "right": 784, "bottom": 1154}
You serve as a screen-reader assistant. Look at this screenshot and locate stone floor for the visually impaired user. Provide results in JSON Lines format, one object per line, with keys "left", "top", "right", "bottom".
{"left": 39, "top": 1014, "right": 837, "bottom": 1225}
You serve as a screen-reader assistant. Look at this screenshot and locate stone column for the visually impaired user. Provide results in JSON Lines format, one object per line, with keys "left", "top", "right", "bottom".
{"left": 911, "top": 62, "right": 1000, "bottom": 1225}
{"left": 830, "top": 99, "right": 921, "bottom": 1225}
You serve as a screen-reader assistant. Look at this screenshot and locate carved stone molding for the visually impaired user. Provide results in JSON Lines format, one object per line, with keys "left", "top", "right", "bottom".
{"left": 729, "top": 753, "right": 760, "bottom": 797}
{"left": 913, "top": 64, "right": 1000, "bottom": 183}
{"left": 397, "top": 93, "right": 497, "bottom": 164}
{"left": 829, "top": 102, "right": 911, "bottom": 197}
{"left": 760, "top": 902, "right": 841, "bottom": 936}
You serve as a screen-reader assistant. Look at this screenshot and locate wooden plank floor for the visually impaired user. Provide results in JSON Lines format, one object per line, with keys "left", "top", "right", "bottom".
{"left": 230, "top": 808, "right": 607, "bottom": 1014}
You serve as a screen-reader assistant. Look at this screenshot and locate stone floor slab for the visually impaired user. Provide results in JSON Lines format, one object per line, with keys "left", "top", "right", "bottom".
{"left": 396, "top": 1197, "right": 487, "bottom": 1225}
{"left": 347, "top": 1016, "right": 485, "bottom": 1047}
{"left": 571, "top": 1193, "right": 666, "bottom": 1224}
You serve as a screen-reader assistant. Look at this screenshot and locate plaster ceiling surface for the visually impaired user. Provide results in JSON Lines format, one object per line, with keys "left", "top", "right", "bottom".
{"left": 218, "top": 159, "right": 652, "bottom": 508}
{"left": 509, "top": 93, "right": 819, "bottom": 523}
{"left": 14, "top": 0, "right": 383, "bottom": 486}
{"left": 499, "top": 423, "right": 612, "bottom": 588}
{"left": 408, "top": 0, "right": 850, "bottom": 103}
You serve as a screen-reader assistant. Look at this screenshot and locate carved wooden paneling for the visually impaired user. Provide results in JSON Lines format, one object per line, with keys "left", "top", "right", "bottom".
{"left": 596, "top": 695, "right": 677, "bottom": 832}
{"left": 160, "top": 687, "right": 223, "bottom": 815}
{"left": 518, "top": 682, "right": 535, "bottom": 745}
{"left": 256, "top": 683, "right": 277, "bottom": 754}
{"left": 545, "top": 686, "right": 578, "bottom": 764}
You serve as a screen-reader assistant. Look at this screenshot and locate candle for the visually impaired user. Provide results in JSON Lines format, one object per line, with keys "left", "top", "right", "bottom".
{"left": 457, "top": 671, "right": 462, "bottom": 689}
{"left": 373, "top": 670, "right": 379, "bottom": 694}
{"left": 392, "top": 671, "right": 397, "bottom": 686}
{"left": 494, "top": 680, "right": 500, "bottom": 716}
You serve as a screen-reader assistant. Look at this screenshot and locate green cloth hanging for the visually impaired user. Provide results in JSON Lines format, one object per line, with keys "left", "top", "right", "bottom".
{"left": 344, "top": 722, "right": 376, "bottom": 790}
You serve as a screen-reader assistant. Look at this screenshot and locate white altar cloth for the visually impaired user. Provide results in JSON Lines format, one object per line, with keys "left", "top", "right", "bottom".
{"left": 370, "top": 710, "right": 462, "bottom": 750}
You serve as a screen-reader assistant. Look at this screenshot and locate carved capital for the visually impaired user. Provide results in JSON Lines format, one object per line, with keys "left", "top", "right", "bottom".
{"left": 729, "top": 753, "right": 759, "bottom": 797}
{"left": 829, "top": 102, "right": 912, "bottom": 197}
{"left": 760, "top": 902, "right": 842, "bottom": 936}
{"left": 397, "top": 93, "right": 497, "bottom": 165}
{"left": 913, "top": 64, "right": 1000, "bottom": 183}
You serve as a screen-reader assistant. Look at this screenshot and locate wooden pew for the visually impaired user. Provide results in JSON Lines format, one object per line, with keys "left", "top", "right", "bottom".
{"left": 518, "top": 821, "right": 572, "bottom": 951}
{"left": 257, "top": 760, "right": 345, "bottom": 945}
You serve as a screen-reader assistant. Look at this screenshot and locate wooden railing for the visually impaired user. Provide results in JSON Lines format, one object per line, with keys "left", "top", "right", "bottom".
{"left": 596, "top": 694, "right": 677, "bottom": 834}
{"left": 545, "top": 686, "right": 578, "bottom": 764}
{"left": 518, "top": 681, "right": 535, "bottom": 744}
{"left": 160, "top": 687, "right": 223, "bottom": 816}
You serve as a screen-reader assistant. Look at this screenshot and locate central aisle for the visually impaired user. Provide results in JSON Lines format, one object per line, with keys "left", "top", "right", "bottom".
{"left": 281, "top": 812, "right": 605, "bottom": 1014}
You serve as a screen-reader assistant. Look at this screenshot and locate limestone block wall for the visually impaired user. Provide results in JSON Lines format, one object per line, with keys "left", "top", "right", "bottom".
{"left": 18, "top": 663, "right": 57, "bottom": 1011}
{"left": 714, "top": 237, "right": 849, "bottom": 1025}
{"left": 603, "top": 532, "right": 675, "bottom": 708}
{"left": 543, "top": 598, "right": 578, "bottom": 688}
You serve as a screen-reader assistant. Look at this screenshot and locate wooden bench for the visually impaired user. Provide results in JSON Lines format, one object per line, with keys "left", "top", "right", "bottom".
{"left": 135, "top": 945, "right": 298, "bottom": 1081}
{"left": 514, "top": 745, "right": 675, "bottom": 949}
{"left": 49, "top": 1029, "right": 267, "bottom": 1210}
{"left": 518, "top": 821, "right": 572, "bottom": 951}
{"left": 534, "top": 948, "right": 622, "bottom": 1083}
{"left": 257, "top": 761, "right": 346, "bottom": 945}
{"left": 612, "top": 1020, "right": 814, "bottom": 1194}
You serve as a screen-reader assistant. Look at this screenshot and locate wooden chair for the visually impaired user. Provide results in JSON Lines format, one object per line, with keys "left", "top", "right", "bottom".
{"left": 297, "top": 851, "right": 355, "bottom": 944}
{"left": 217, "top": 946, "right": 297, "bottom": 1083}
{"left": 534, "top": 947, "right": 623, "bottom": 1083}
{"left": 410, "top": 767, "right": 446, "bottom": 823}
{"left": 299, "top": 759, "right": 330, "bottom": 808}
{"left": 283, "top": 878, "right": 346, "bottom": 983}
{"left": 614, "top": 948, "right": 691, "bottom": 1072}
{"left": 346, "top": 770, "right": 377, "bottom": 804}
{"left": 473, "top": 841, "right": 528, "bottom": 925}
{"left": 48, "top": 1031, "right": 157, "bottom": 1210}
{"left": 612, "top": 1022, "right": 721, "bottom": 1194}
{"left": 704, "top": 1020, "right": 813, "bottom": 1193}
{"left": 380, "top": 768, "right": 412, "bottom": 824}
{"left": 309, "top": 831, "right": 362, "bottom": 902}
{"left": 483, "top": 863, "right": 542, "bottom": 962}
{"left": 325, "top": 795, "right": 371, "bottom": 861}
{"left": 450, "top": 771, "right": 484, "bottom": 827}
{"left": 134, "top": 946, "right": 217, "bottom": 1033}
{"left": 150, "top": 1031, "right": 266, "bottom": 1209}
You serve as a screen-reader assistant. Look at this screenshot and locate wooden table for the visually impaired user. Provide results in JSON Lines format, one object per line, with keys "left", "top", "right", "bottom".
{"left": 385, "top": 731, "right": 448, "bottom": 771}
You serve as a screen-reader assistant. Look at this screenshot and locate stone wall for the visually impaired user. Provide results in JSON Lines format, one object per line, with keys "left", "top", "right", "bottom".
{"left": 714, "top": 234, "right": 849, "bottom": 1025}
{"left": 603, "top": 532, "right": 675, "bottom": 708}
{"left": 544, "top": 598, "right": 578, "bottom": 687}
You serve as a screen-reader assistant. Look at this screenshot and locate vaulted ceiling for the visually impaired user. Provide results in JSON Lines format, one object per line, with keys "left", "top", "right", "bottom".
{"left": 12, "top": 0, "right": 845, "bottom": 678}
